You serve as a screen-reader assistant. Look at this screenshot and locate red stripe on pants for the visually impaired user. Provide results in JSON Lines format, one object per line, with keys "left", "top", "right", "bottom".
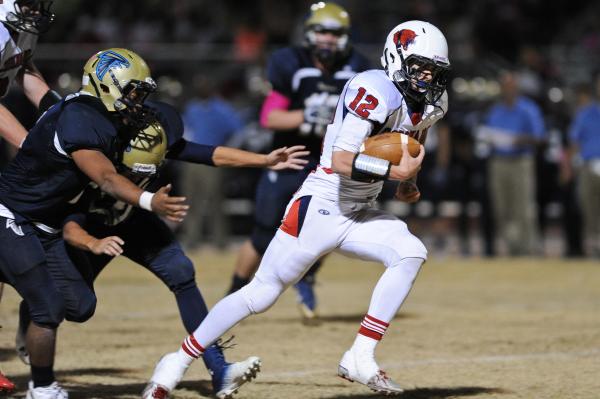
{"left": 280, "top": 198, "right": 301, "bottom": 237}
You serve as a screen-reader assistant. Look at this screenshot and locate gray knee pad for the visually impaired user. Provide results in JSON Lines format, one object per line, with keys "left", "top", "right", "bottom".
{"left": 239, "top": 276, "right": 284, "bottom": 314}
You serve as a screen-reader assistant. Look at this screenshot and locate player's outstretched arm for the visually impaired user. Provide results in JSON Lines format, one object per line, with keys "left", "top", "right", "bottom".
{"left": 212, "top": 145, "right": 309, "bottom": 169}
{"left": 63, "top": 220, "right": 124, "bottom": 257}
{"left": 0, "top": 104, "right": 28, "bottom": 148}
{"left": 72, "top": 149, "right": 189, "bottom": 222}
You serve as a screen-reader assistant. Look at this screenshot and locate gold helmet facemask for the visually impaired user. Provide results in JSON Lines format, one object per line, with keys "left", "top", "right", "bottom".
{"left": 81, "top": 48, "right": 158, "bottom": 130}
{"left": 121, "top": 122, "right": 167, "bottom": 182}
{"left": 304, "top": 2, "right": 351, "bottom": 68}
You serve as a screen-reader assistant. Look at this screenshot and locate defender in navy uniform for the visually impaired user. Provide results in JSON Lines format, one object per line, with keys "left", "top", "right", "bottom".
{"left": 56, "top": 101, "right": 306, "bottom": 399}
{"left": 227, "top": 2, "right": 370, "bottom": 322}
{"left": 0, "top": 48, "right": 188, "bottom": 399}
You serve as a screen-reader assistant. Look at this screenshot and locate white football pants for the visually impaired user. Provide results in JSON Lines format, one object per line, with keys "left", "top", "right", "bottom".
{"left": 192, "top": 194, "right": 427, "bottom": 348}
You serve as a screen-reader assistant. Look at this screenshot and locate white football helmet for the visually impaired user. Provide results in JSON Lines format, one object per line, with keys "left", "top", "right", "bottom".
{"left": 0, "top": 0, "right": 55, "bottom": 35}
{"left": 380, "top": 20, "right": 450, "bottom": 105}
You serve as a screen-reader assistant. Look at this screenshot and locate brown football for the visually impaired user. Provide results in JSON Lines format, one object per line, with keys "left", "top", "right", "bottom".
{"left": 361, "top": 132, "right": 421, "bottom": 165}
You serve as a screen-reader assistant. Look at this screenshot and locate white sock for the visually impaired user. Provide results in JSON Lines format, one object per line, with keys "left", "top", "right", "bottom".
{"left": 176, "top": 347, "right": 195, "bottom": 367}
{"left": 352, "top": 333, "right": 378, "bottom": 355}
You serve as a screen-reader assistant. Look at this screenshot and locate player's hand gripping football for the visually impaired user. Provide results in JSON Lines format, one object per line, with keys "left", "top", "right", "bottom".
{"left": 395, "top": 180, "right": 421, "bottom": 203}
{"left": 151, "top": 184, "right": 189, "bottom": 222}
{"left": 88, "top": 236, "right": 125, "bottom": 257}
{"left": 267, "top": 145, "right": 310, "bottom": 171}
{"left": 389, "top": 143, "right": 425, "bottom": 181}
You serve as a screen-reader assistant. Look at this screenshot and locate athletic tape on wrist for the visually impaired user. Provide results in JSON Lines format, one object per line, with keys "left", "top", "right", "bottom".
{"left": 351, "top": 153, "right": 391, "bottom": 182}
{"left": 139, "top": 191, "right": 154, "bottom": 211}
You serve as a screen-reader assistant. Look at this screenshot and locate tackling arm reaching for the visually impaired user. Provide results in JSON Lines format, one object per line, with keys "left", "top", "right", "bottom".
{"left": 166, "top": 138, "right": 309, "bottom": 170}
{"left": 72, "top": 149, "right": 189, "bottom": 222}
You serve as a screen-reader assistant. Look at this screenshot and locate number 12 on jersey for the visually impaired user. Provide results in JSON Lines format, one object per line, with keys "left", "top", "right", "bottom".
{"left": 348, "top": 87, "right": 379, "bottom": 118}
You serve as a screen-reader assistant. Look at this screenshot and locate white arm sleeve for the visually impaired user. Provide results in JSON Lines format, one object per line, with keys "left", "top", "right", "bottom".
{"left": 333, "top": 112, "right": 374, "bottom": 153}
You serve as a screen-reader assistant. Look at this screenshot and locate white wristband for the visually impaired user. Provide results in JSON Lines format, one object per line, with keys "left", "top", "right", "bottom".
{"left": 139, "top": 191, "right": 154, "bottom": 211}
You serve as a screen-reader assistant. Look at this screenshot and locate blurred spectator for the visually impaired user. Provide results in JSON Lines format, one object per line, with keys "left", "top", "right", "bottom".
{"left": 179, "top": 75, "right": 243, "bottom": 249}
{"left": 478, "top": 70, "right": 546, "bottom": 256}
{"left": 562, "top": 77, "right": 600, "bottom": 257}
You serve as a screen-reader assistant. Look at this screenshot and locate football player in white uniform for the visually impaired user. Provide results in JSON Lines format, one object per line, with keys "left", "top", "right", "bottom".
{"left": 143, "top": 20, "right": 450, "bottom": 397}
{"left": 0, "top": 0, "right": 58, "bottom": 148}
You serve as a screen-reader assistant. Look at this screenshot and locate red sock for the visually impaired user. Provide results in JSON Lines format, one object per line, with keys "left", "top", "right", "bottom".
{"left": 358, "top": 314, "right": 389, "bottom": 341}
{"left": 181, "top": 334, "right": 204, "bottom": 359}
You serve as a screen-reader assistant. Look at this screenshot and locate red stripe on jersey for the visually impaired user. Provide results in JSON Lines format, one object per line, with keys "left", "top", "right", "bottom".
{"left": 410, "top": 112, "right": 422, "bottom": 125}
{"left": 280, "top": 198, "right": 301, "bottom": 237}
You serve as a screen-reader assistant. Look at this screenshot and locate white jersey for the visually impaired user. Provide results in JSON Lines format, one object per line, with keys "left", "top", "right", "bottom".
{"left": 0, "top": 23, "right": 38, "bottom": 97}
{"left": 297, "top": 69, "right": 448, "bottom": 203}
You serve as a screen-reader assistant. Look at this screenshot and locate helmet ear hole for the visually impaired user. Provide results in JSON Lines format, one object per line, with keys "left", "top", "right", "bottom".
{"left": 100, "top": 84, "right": 111, "bottom": 94}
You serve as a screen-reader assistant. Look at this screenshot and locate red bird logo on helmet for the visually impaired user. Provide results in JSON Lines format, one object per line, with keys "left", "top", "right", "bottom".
{"left": 393, "top": 29, "right": 417, "bottom": 51}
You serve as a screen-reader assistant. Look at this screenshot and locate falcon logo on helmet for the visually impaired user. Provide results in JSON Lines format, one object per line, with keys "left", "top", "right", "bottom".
{"left": 81, "top": 48, "right": 158, "bottom": 130}
{"left": 96, "top": 50, "right": 130, "bottom": 81}
{"left": 393, "top": 29, "right": 417, "bottom": 51}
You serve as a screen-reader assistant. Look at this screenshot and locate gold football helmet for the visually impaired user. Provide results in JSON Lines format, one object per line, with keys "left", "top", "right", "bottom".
{"left": 122, "top": 122, "right": 167, "bottom": 176}
{"left": 81, "top": 48, "right": 157, "bottom": 129}
{"left": 304, "top": 2, "right": 351, "bottom": 66}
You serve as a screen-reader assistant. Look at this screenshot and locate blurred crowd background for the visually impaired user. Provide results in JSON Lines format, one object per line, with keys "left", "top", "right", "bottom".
{"left": 3, "top": 0, "right": 600, "bottom": 258}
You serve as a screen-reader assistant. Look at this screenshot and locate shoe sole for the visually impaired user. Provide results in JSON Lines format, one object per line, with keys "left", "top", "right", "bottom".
{"left": 337, "top": 366, "right": 403, "bottom": 396}
{"left": 217, "top": 358, "right": 262, "bottom": 399}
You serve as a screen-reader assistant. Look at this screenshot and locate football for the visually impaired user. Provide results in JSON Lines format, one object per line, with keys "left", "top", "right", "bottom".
{"left": 360, "top": 132, "right": 421, "bottom": 165}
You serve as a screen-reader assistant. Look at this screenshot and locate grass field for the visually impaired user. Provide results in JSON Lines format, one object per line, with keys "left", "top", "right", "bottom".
{"left": 0, "top": 250, "right": 598, "bottom": 398}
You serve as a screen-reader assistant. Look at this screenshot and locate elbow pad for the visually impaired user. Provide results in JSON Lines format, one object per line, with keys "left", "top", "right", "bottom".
{"left": 39, "top": 89, "right": 61, "bottom": 113}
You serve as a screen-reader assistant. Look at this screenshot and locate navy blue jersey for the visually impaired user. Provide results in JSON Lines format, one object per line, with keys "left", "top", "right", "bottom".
{"left": 266, "top": 46, "right": 370, "bottom": 159}
{"left": 0, "top": 94, "right": 131, "bottom": 228}
{"left": 67, "top": 101, "right": 216, "bottom": 227}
